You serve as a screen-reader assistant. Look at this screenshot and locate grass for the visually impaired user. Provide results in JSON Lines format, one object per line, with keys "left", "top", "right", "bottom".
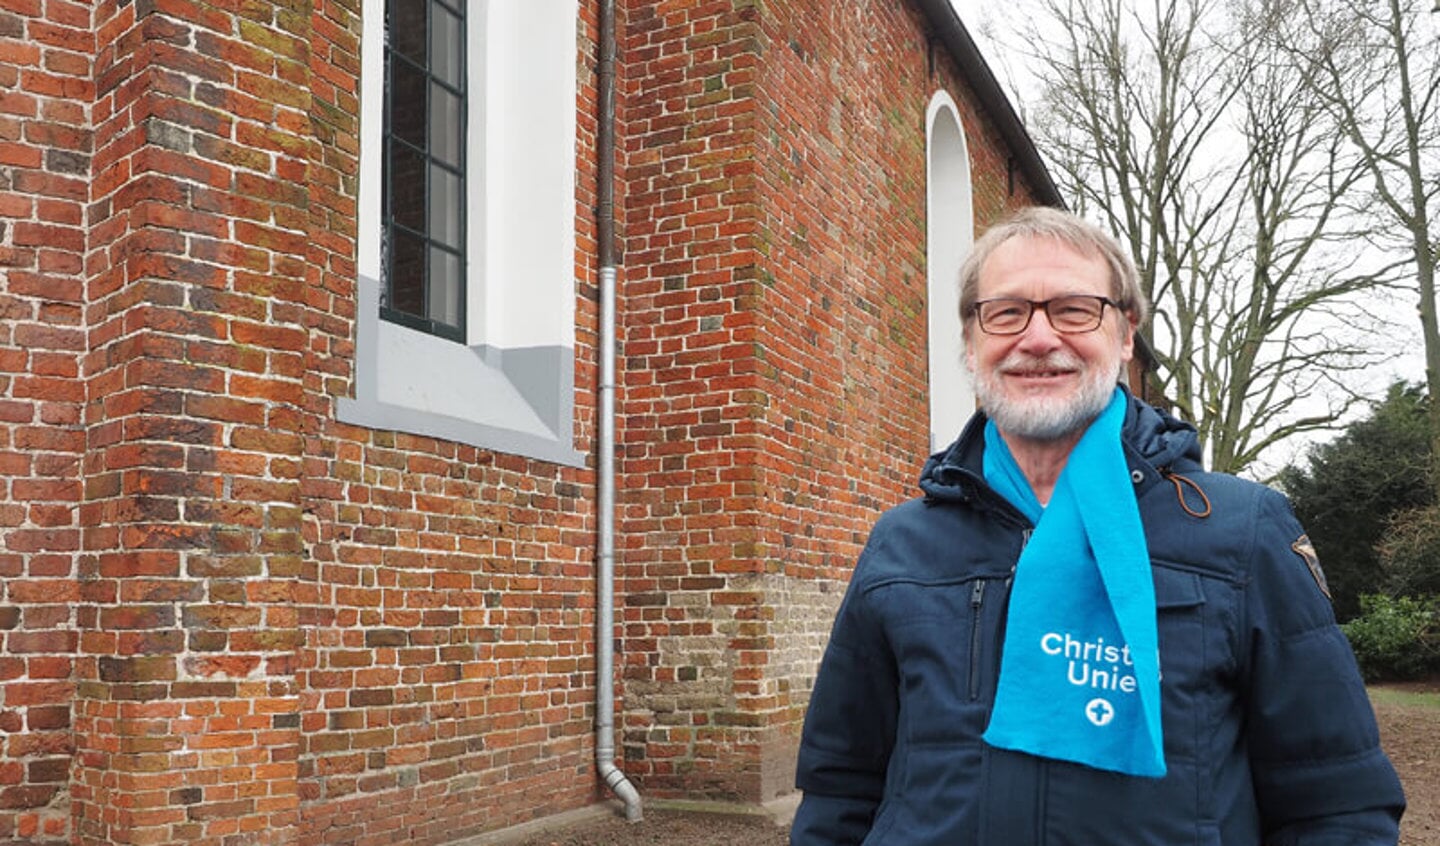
{"left": 1368, "top": 685, "right": 1440, "bottom": 709}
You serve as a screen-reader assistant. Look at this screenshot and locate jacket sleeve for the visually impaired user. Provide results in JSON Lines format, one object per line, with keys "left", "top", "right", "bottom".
{"left": 1243, "top": 489, "right": 1405, "bottom": 845}
{"left": 791, "top": 533, "right": 899, "bottom": 846}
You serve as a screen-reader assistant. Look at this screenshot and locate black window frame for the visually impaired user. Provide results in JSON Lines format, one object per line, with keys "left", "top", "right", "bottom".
{"left": 380, "top": 0, "right": 467, "bottom": 343}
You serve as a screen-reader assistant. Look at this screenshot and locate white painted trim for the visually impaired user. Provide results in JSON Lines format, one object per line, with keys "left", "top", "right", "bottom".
{"left": 925, "top": 90, "right": 976, "bottom": 453}
{"left": 345, "top": 0, "right": 582, "bottom": 465}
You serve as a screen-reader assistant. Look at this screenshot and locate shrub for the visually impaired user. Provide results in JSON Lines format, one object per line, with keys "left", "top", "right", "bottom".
{"left": 1340, "top": 593, "right": 1440, "bottom": 682}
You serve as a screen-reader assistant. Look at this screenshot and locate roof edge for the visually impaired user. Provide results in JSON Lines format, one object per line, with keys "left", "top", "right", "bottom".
{"left": 912, "top": 0, "right": 1066, "bottom": 209}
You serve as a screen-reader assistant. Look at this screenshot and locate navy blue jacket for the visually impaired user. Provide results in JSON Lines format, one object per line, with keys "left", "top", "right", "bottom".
{"left": 792, "top": 394, "right": 1404, "bottom": 845}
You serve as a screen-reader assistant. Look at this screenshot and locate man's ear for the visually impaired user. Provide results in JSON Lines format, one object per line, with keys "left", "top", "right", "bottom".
{"left": 1119, "top": 315, "right": 1136, "bottom": 362}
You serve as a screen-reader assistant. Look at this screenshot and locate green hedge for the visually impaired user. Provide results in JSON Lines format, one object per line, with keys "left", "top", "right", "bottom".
{"left": 1341, "top": 594, "right": 1440, "bottom": 682}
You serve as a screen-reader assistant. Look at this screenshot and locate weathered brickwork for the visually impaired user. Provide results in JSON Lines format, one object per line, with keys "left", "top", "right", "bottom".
{"left": 614, "top": 0, "right": 1045, "bottom": 800}
{"left": 0, "top": 0, "right": 1051, "bottom": 842}
{"left": 292, "top": 1, "right": 606, "bottom": 843}
{"left": 74, "top": 0, "right": 312, "bottom": 842}
{"left": 0, "top": 0, "right": 90, "bottom": 841}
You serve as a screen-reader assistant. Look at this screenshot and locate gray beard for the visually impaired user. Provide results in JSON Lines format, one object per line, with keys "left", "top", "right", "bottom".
{"left": 972, "top": 352, "right": 1119, "bottom": 441}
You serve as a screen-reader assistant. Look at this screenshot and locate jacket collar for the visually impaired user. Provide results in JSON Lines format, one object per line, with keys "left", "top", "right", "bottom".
{"left": 919, "top": 385, "right": 1201, "bottom": 508}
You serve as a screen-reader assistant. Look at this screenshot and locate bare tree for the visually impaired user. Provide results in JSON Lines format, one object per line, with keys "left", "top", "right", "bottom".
{"left": 1267, "top": 0, "right": 1440, "bottom": 487}
{"left": 1016, "top": 0, "right": 1390, "bottom": 476}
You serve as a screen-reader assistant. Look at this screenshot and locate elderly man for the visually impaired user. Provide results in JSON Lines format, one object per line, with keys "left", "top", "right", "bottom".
{"left": 791, "top": 207, "right": 1404, "bottom": 845}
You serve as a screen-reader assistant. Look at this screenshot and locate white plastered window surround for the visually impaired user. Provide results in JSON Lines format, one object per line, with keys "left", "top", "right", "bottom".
{"left": 340, "top": 0, "right": 585, "bottom": 466}
{"left": 926, "top": 89, "right": 976, "bottom": 453}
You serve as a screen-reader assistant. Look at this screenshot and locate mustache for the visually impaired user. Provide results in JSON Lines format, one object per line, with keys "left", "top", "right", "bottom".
{"left": 997, "top": 352, "right": 1085, "bottom": 373}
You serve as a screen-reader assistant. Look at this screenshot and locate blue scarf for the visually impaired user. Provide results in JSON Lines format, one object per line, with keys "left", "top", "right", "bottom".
{"left": 981, "top": 388, "right": 1165, "bottom": 778}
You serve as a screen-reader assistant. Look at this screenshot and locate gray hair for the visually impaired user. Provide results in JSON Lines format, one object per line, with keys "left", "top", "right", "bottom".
{"left": 957, "top": 206, "right": 1149, "bottom": 338}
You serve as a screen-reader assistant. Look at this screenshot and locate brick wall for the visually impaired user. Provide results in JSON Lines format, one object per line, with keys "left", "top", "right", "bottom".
{"left": 615, "top": 0, "right": 1048, "bottom": 801}
{"left": 0, "top": 0, "right": 90, "bottom": 840}
{"left": 0, "top": 0, "right": 1052, "bottom": 842}
{"left": 293, "top": 2, "right": 607, "bottom": 845}
{"left": 74, "top": 0, "right": 311, "bottom": 841}
{"left": 288, "top": 1, "right": 607, "bottom": 843}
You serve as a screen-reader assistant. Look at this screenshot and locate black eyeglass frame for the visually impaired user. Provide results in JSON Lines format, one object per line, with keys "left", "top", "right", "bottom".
{"left": 969, "top": 295, "right": 1123, "bottom": 336}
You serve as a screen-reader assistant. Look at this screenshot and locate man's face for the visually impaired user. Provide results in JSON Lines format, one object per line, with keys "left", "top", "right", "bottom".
{"left": 965, "top": 236, "right": 1135, "bottom": 443}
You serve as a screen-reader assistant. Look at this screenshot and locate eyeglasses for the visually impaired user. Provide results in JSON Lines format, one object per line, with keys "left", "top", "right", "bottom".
{"left": 970, "top": 295, "right": 1120, "bottom": 335}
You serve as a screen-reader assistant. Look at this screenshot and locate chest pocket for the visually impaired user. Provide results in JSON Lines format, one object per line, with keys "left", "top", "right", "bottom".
{"left": 1156, "top": 566, "right": 1205, "bottom": 610}
{"left": 1152, "top": 564, "right": 1219, "bottom": 763}
{"left": 875, "top": 576, "right": 1001, "bottom": 746}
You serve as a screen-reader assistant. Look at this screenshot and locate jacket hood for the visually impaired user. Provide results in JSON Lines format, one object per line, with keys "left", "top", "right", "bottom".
{"left": 919, "top": 388, "right": 1201, "bottom": 505}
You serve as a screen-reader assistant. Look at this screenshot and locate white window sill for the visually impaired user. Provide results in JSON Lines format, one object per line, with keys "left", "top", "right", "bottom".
{"left": 337, "top": 273, "right": 584, "bottom": 467}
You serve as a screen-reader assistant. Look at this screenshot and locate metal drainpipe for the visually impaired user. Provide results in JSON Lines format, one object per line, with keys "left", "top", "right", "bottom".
{"left": 595, "top": 0, "right": 643, "bottom": 823}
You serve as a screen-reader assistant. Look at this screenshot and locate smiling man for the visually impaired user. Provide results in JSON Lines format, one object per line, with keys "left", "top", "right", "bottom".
{"left": 962, "top": 227, "right": 1138, "bottom": 503}
{"left": 791, "top": 207, "right": 1405, "bottom": 845}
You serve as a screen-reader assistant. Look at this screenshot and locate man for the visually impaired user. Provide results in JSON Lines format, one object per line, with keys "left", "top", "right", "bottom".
{"left": 791, "top": 207, "right": 1405, "bottom": 845}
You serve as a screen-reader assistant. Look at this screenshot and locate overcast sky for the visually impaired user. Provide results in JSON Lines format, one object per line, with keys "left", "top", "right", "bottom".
{"left": 947, "top": 0, "right": 1031, "bottom": 103}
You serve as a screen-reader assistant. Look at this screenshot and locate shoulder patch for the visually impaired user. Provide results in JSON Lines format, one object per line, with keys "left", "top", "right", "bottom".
{"left": 1291, "top": 534, "right": 1331, "bottom": 600}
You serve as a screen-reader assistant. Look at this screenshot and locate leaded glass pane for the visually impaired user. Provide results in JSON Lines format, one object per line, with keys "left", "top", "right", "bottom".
{"left": 430, "top": 166, "right": 462, "bottom": 248}
{"left": 429, "top": 248, "right": 462, "bottom": 326}
{"left": 390, "top": 0, "right": 426, "bottom": 66}
{"left": 433, "top": 7, "right": 463, "bottom": 87}
{"left": 390, "top": 60, "right": 427, "bottom": 150}
{"left": 431, "top": 84, "right": 462, "bottom": 167}
{"left": 390, "top": 141, "right": 427, "bottom": 232}
{"left": 382, "top": 0, "right": 466, "bottom": 339}
{"left": 390, "top": 229, "right": 426, "bottom": 317}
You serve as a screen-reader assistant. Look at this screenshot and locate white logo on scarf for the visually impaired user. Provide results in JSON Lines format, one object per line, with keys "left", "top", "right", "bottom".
{"left": 1040, "top": 631, "right": 1139, "bottom": 694}
{"left": 1085, "top": 698, "right": 1115, "bottom": 726}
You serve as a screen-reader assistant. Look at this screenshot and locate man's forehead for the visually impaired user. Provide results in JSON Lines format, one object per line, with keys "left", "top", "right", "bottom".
{"left": 979, "top": 236, "right": 1109, "bottom": 286}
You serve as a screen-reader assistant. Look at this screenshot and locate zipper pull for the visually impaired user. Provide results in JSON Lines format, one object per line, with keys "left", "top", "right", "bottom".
{"left": 971, "top": 579, "right": 985, "bottom": 609}
{"left": 1006, "top": 530, "right": 1031, "bottom": 588}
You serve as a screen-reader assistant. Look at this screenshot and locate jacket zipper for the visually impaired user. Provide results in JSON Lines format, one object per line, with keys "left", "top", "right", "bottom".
{"left": 968, "top": 579, "right": 987, "bottom": 700}
{"left": 978, "top": 526, "right": 1034, "bottom": 844}
{"left": 985, "top": 529, "right": 1029, "bottom": 703}
{"left": 1008, "top": 529, "right": 1032, "bottom": 588}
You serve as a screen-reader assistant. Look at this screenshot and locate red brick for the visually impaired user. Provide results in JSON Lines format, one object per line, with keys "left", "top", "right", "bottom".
{"left": 1, "top": 1, "right": 1056, "bottom": 842}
